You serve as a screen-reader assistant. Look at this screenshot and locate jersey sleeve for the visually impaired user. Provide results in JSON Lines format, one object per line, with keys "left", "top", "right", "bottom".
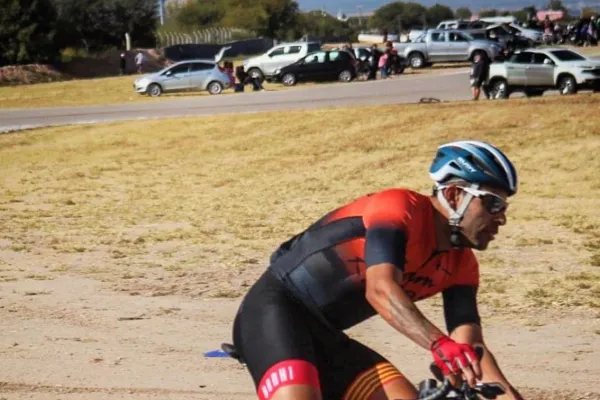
{"left": 362, "top": 190, "right": 412, "bottom": 270}
{"left": 442, "top": 250, "right": 481, "bottom": 333}
{"left": 454, "top": 249, "right": 479, "bottom": 286}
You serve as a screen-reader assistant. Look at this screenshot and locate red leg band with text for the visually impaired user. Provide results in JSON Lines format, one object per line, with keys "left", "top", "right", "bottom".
{"left": 257, "top": 359, "right": 321, "bottom": 400}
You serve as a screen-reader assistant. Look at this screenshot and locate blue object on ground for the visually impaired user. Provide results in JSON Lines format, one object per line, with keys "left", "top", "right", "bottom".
{"left": 204, "top": 349, "right": 230, "bottom": 358}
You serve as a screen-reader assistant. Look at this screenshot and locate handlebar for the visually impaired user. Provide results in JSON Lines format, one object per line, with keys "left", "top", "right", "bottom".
{"left": 417, "top": 377, "right": 453, "bottom": 400}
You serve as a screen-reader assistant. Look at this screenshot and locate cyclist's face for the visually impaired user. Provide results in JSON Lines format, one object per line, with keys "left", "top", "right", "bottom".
{"left": 459, "top": 186, "right": 509, "bottom": 250}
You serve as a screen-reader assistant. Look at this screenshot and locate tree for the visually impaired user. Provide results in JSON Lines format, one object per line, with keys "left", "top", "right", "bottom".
{"left": 369, "top": 2, "right": 405, "bottom": 32}
{"left": 295, "top": 10, "right": 356, "bottom": 41}
{"left": 455, "top": 7, "right": 472, "bottom": 20}
{"left": 546, "top": 0, "right": 566, "bottom": 11}
{"left": 53, "top": 0, "right": 157, "bottom": 51}
{"left": 479, "top": 9, "right": 499, "bottom": 18}
{"left": 114, "top": 0, "right": 158, "bottom": 47}
{"left": 221, "top": 0, "right": 299, "bottom": 39}
{"left": 0, "top": 0, "right": 59, "bottom": 65}
{"left": 174, "top": 0, "right": 227, "bottom": 30}
{"left": 426, "top": 3, "right": 454, "bottom": 26}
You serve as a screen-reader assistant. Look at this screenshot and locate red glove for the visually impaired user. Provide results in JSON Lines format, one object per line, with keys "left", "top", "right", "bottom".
{"left": 430, "top": 335, "right": 478, "bottom": 375}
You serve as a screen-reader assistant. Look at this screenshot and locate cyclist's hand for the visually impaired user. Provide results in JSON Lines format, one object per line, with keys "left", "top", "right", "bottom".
{"left": 430, "top": 336, "right": 482, "bottom": 386}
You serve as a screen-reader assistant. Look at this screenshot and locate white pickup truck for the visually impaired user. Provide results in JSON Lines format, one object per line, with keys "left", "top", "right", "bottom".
{"left": 242, "top": 41, "right": 322, "bottom": 81}
{"left": 393, "top": 29, "right": 503, "bottom": 69}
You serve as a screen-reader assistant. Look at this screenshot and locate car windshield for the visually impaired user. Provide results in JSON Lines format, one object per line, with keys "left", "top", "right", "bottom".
{"left": 550, "top": 50, "right": 586, "bottom": 61}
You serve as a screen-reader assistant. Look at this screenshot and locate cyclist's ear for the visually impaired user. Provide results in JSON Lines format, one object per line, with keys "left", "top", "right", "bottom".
{"left": 442, "top": 185, "right": 461, "bottom": 210}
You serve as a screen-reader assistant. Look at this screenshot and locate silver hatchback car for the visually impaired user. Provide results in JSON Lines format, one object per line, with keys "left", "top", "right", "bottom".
{"left": 134, "top": 47, "right": 233, "bottom": 96}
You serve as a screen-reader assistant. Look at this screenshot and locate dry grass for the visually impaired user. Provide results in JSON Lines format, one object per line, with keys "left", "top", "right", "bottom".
{"left": 0, "top": 94, "right": 599, "bottom": 311}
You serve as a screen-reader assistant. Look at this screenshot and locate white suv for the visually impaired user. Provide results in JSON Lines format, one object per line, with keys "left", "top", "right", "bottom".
{"left": 487, "top": 48, "right": 600, "bottom": 98}
{"left": 243, "top": 41, "right": 322, "bottom": 81}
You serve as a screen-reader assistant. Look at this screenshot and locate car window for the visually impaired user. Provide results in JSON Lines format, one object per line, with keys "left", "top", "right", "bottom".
{"left": 189, "top": 62, "right": 213, "bottom": 72}
{"left": 550, "top": 50, "right": 586, "bottom": 61}
{"left": 431, "top": 32, "right": 446, "bottom": 42}
{"left": 268, "top": 47, "right": 285, "bottom": 57}
{"left": 166, "top": 64, "right": 190, "bottom": 75}
{"left": 457, "top": 22, "right": 470, "bottom": 29}
{"left": 357, "top": 48, "right": 370, "bottom": 58}
{"left": 511, "top": 52, "right": 532, "bottom": 63}
{"left": 307, "top": 43, "right": 322, "bottom": 53}
{"left": 287, "top": 45, "right": 302, "bottom": 54}
{"left": 450, "top": 32, "right": 468, "bottom": 42}
{"left": 329, "top": 51, "right": 351, "bottom": 62}
{"left": 533, "top": 53, "right": 551, "bottom": 64}
{"left": 304, "top": 51, "right": 327, "bottom": 64}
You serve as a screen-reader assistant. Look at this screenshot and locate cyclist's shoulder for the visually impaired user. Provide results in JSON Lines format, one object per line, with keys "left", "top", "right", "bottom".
{"left": 365, "top": 187, "right": 429, "bottom": 206}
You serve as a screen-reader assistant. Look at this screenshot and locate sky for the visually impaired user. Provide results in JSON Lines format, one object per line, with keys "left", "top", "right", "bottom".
{"left": 296, "top": 0, "right": 590, "bottom": 15}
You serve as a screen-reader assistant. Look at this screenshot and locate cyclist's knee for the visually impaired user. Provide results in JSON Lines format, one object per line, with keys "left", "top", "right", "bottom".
{"left": 257, "top": 359, "right": 321, "bottom": 400}
{"left": 367, "top": 376, "right": 418, "bottom": 400}
{"left": 269, "top": 385, "right": 322, "bottom": 400}
{"left": 342, "top": 362, "right": 416, "bottom": 400}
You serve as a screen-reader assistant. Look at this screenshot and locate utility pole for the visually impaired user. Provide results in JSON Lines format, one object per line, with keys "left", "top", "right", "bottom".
{"left": 158, "top": 0, "right": 165, "bottom": 26}
{"left": 357, "top": 5, "right": 363, "bottom": 27}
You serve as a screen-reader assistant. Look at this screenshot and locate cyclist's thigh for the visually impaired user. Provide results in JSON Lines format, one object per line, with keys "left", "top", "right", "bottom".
{"left": 234, "top": 272, "right": 321, "bottom": 399}
{"left": 317, "top": 338, "right": 418, "bottom": 400}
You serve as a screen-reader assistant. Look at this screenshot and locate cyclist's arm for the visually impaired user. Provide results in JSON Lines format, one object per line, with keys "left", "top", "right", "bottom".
{"left": 364, "top": 227, "right": 446, "bottom": 349}
{"left": 444, "top": 286, "right": 524, "bottom": 400}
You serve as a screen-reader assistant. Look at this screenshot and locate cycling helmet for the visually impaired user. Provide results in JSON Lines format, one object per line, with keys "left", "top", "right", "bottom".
{"left": 429, "top": 140, "right": 518, "bottom": 196}
{"left": 429, "top": 140, "right": 518, "bottom": 247}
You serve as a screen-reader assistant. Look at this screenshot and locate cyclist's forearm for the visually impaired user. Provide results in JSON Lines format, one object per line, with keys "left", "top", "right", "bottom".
{"left": 478, "top": 345, "right": 521, "bottom": 399}
{"left": 367, "top": 281, "right": 445, "bottom": 349}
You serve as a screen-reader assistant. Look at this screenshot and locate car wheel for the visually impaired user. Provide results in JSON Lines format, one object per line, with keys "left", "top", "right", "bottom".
{"left": 247, "top": 68, "right": 264, "bottom": 82}
{"left": 524, "top": 90, "right": 544, "bottom": 97}
{"left": 489, "top": 79, "right": 509, "bottom": 99}
{"left": 339, "top": 70, "right": 353, "bottom": 82}
{"left": 147, "top": 83, "right": 162, "bottom": 97}
{"left": 282, "top": 73, "right": 296, "bottom": 86}
{"left": 207, "top": 81, "right": 223, "bottom": 95}
{"left": 558, "top": 75, "right": 577, "bottom": 95}
{"left": 408, "top": 52, "right": 425, "bottom": 69}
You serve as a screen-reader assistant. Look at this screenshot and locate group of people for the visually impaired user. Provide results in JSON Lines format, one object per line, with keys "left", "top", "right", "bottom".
{"left": 221, "top": 60, "right": 265, "bottom": 92}
{"left": 367, "top": 42, "right": 405, "bottom": 80}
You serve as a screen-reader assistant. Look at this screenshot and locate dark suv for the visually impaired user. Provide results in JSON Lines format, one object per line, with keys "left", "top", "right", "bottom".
{"left": 271, "top": 50, "right": 358, "bottom": 86}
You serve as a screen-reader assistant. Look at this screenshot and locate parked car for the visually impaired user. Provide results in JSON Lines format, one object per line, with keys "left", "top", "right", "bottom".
{"left": 486, "top": 48, "right": 600, "bottom": 99}
{"left": 393, "top": 29, "right": 503, "bottom": 68}
{"left": 466, "top": 24, "right": 533, "bottom": 51}
{"left": 271, "top": 49, "right": 358, "bottom": 86}
{"left": 133, "top": 46, "right": 232, "bottom": 97}
{"left": 242, "top": 41, "right": 322, "bottom": 82}
{"left": 436, "top": 19, "right": 471, "bottom": 30}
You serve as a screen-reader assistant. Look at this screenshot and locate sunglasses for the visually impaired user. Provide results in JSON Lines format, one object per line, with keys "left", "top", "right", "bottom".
{"left": 459, "top": 186, "right": 508, "bottom": 215}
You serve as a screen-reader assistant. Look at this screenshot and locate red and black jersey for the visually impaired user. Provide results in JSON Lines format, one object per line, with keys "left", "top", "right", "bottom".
{"left": 268, "top": 188, "right": 480, "bottom": 332}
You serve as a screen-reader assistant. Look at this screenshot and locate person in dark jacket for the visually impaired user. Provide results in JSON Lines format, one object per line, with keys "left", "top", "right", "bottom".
{"left": 470, "top": 54, "right": 490, "bottom": 100}
{"left": 368, "top": 44, "right": 381, "bottom": 80}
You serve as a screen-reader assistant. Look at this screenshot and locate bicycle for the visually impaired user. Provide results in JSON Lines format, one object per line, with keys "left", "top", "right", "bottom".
{"left": 219, "top": 343, "right": 506, "bottom": 400}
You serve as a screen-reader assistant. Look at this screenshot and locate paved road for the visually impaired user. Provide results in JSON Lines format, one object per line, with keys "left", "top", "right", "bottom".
{"left": 0, "top": 69, "right": 470, "bottom": 132}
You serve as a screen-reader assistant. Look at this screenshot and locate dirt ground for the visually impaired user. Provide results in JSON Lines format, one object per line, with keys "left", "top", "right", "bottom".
{"left": 1, "top": 98, "right": 599, "bottom": 399}
{"left": 1, "top": 258, "right": 599, "bottom": 400}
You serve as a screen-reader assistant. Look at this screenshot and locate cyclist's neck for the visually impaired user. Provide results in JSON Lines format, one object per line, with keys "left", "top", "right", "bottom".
{"left": 429, "top": 195, "right": 453, "bottom": 253}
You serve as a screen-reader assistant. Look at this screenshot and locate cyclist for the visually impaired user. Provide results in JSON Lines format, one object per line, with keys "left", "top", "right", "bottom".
{"left": 230, "top": 140, "right": 524, "bottom": 400}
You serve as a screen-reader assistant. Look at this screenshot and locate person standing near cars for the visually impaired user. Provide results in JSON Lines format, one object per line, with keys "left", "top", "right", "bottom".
{"left": 470, "top": 54, "right": 490, "bottom": 100}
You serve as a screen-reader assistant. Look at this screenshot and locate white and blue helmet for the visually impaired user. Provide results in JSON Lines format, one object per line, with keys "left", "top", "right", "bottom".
{"left": 429, "top": 140, "right": 518, "bottom": 196}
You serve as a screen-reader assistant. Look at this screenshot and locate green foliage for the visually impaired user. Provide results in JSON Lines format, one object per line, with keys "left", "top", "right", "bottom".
{"left": 425, "top": 3, "right": 455, "bottom": 26}
{"left": 455, "top": 7, "right": 472, "bottom": 20}
{"left": 294, "top": 11, "right": 356, "bottom": 41}
{"left": 0, "top": 0, "right": 60, "bottom": 65}
{"left": 53, "top": 0, "right": 157, "bottom": 52}
{"left": 369, "top": 1, "right": 429, "bottom": 32}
